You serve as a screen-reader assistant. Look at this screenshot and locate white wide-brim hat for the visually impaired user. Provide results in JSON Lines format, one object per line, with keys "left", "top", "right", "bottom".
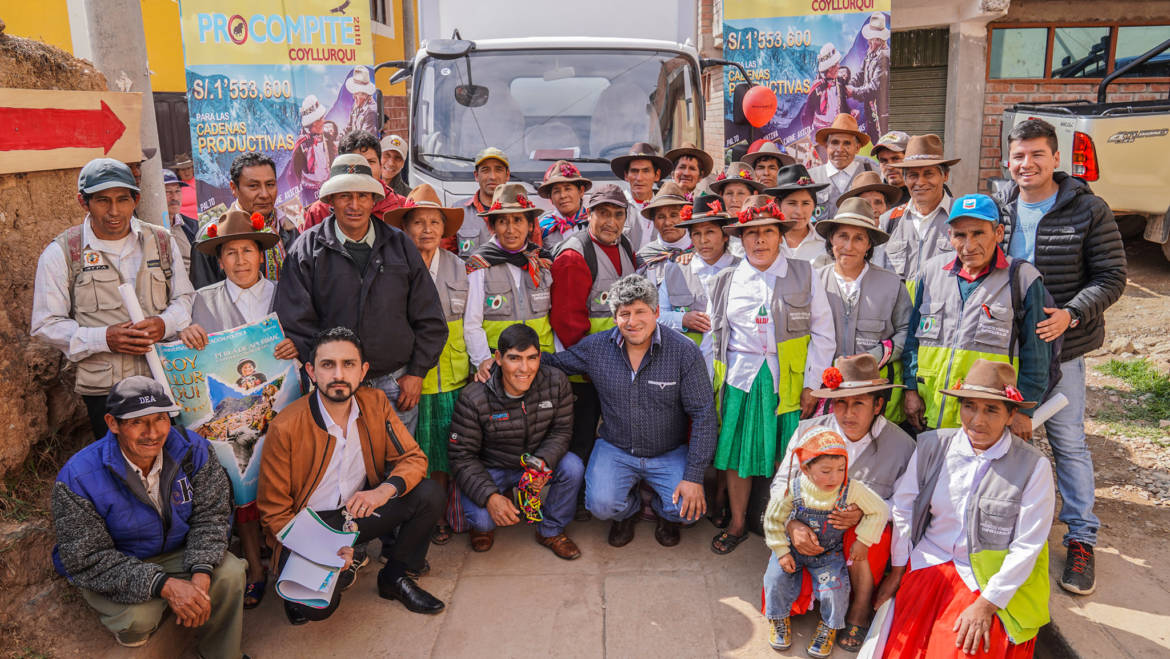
{"left": 319, "top": 154, "right": 386, "bottom": 201}
{"left": 300, "top": 94, "right": 327, "bottom": 127}
{"left": 818, "top": 43, "right": 843, "bottom": 72}
{"left": 345, "top": 66, "right": 376, "bottom": 96}
{"left": 861, "top": 12, "right": 890, "bottom": 41}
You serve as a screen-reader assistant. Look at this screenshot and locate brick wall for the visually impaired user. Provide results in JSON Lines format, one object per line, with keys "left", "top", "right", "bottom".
{"left": 980, "top": 80, "right": 1170, "bottom": 186}
{"left": 381, "top": 94, "right": 409, "bottom": 140}
{"left": 698, "top": 0, "right": 724, "bottom": 164}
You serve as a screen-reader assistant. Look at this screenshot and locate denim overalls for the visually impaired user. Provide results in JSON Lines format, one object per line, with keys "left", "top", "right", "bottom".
{"left": 763, "top": 475, "right": 852, "bottom": 628}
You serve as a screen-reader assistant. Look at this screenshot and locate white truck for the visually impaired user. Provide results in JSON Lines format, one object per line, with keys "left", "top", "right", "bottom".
{"left": 377, "top": 0, "right": 731, "bottom": 206}
{"left": 1000, "top": 37, "right": 1170, "bottom": 261}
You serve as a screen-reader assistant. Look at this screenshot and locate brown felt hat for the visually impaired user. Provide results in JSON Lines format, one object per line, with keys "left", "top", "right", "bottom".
{"left": 640, "top": 181, "right": 691, "bottom": 219}
{"left": 477, "top": 182, "right": 542, "bottom": 220}
{"left": 939, "top": 359, "right": 1036, "bottom": 409}
{"left": 888, "top": 134, "right": 961, "bottom": 168}
{"left": 814, "top": 196, "right": 890, "bottom": 246}
{"left": 610, "top": 142, "right": 672, "bottom": 179}
{"left": 810, "top": 354, "right": 903, "bottom": 399}
{"left": 709, "top": 161, "right": 766, "bottom": 195}
{"left": 814, "top": 113, "right": 871, "bottom": 147}
{"left": 195, "top": 209, "right": 280, "bottom": 256}
{"left": 383, "top": 184, "right": 464, "bottom": 237}
{"left": 837, "top": 170, "right": 902, "bottom": 208}
{"left": 537, "top": 160, "right": 592, "bottom": 198}
{"left": 665, "top": 142, "right": 714, "bottom": 177}
{"left": 742, "top": 141, "right": 796, "bottom": 168}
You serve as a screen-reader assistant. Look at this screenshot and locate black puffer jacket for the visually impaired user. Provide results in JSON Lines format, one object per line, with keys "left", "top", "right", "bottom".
{"left": 448, "top": 364, "right": 573, "bottom": 507}
{"left": 998, "top": 172, "right": 1127, "bottom": 361}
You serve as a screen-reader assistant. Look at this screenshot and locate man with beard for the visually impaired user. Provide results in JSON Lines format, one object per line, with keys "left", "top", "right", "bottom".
{"left": 258, "top": 327, "right": 445, "bottom": 625}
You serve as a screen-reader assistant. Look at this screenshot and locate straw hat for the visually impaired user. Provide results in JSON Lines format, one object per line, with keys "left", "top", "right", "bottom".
{"left": 300, "top": 95, "right": 327, "bottom": 127}
{"left": 665, "top": 142, "right": 714, "bottom": 178}
{"left": 836, "top": 171, "right": 902, "bottom": 208}
{"left": 742, "top": 141, "right": 796, "bottom": 168}
{"left": 383, "top": 184, "right": 464, "bottom": 237}
{"left": 817, "top": 43, "right": 843, "bottom": 72}
{"left": 610, "top": 142, "right": 672, "bottom": 179}
{"left": 709, "top": 161, "right": 765, "bottom": 195}
{"left": 195, "top": 209, "right": 280, "bottom": 256}
{"left": 639, "top": 181, "right": 690, "bottom": 220}
{"left": 319, "top": 153, "right": 386, "bottom": 202}
{"left": 810, "top": 354, "right": 903, "bottom": 399}
{"left": 723, "top": 194, "right": 795, "bottom": 235}
{"left": 537, "top": 160, "right": 592, "bottom": 198}
{"left": 861, "top": 12, "right": 891, "bottom": 41}
{"left": 888, "top": 134, "right": 961, "bottom": 168}
{"left": 814, "top": 196, "right": 890, "bottom": 246}
{"left": 345, "top": 66, "right": 376, "bottom": 96}
{"left": 477, "top": 182, "right": 541, "bottom": 220}
{"left": 815, "top": 113, "right": 871, "bottom": 147}
{"left": 939, "top": 359, "right": 1037, "bottom": 409}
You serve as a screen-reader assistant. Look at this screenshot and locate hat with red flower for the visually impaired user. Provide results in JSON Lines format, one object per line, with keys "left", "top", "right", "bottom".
{"left": 722, "top": 194, "right": 796, "bottom": 236}
{"left": 676, "top": 192, "right": 734, "bottom": 228}
{"left": 764, "top": 163, "right": 829, "bottom": 199}
{"left": 939, "top": 358, "right": 1037, "bottom": 409}
{"left": 536, "top": 159, "right": 593, "bottom": 199}
{"left": 810, "top": 354, "right": 904, "bottom": 399}
{"left": 383, "top": 183, "right": 464, "bottom": 237}
{"left": 709, "top": 161, "right": 765, "bottom": 195}
{"left": 195, "top": 209, "right": 280, "bottom": 256}
{"left": 478, "top": 182, "right": 543, "bottom": 220}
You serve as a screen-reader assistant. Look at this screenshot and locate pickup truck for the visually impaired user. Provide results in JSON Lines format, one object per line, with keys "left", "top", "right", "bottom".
{"left": 1000, "top": 37, "right": 1170, "bottom": 262}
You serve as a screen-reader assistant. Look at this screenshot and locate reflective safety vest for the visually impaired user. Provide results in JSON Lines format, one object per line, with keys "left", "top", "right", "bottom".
{"left": 911, "top": 429, "right": 1050, "bottom": 644}
{"left": 708, "top": 259, "right": 813, "bottom": 417}
{"left": 557, "top": 231, "right": 635, "bottom": 338}
{"left": 912, "top": 254, "right": 1040, "bottom": 429}
{"left": 479, "top": 261, "right": 555, "bottom": 354}
{"left": 882, "top": 200, "right": 954, "bottom": 302}
{"left": 817, "top": 263, "right": 908, "bottom": 424}
{"left": 456, "top": 200, "right": 494, "bottom": 259}
{"left": 54, "top": 221, "right": 173, "bottom": 395}
{"left": 423, "top": 249, "right": 471, "bottom": 394}
{"left": 639, "top": 249, "right": 709, "bottom": 347}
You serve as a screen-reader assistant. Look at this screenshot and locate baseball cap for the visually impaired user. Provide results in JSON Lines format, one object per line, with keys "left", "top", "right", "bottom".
{"left": 162, "top": 169, "right": 189, "bottom": 188}
{"left": 948, "top": 193, "right": 1000, "bottom": 225}
{"left": 871, "top": 130, "right": 909, "bottom": 155}
{"left": 78, "top": 158, "right": 140, "bottom": 195}
{"left": 584, "top": 183, "right": 627, "bottom": 210}
{"left": 474, "top": 147, "right": 509, "bottom": 169}
{"left": 381, "top": 134, "right": 407, "bottom": 158}
{"left": 106, "top": 376, "right": 180, "bottom": 420}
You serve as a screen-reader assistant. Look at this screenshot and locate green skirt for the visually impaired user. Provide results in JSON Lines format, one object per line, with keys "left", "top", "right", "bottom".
{"left": 714, "top": 364, "right": 800, "bottom": 478}
{"left": 415, "top": 388, "right": 461, "bottom": 476}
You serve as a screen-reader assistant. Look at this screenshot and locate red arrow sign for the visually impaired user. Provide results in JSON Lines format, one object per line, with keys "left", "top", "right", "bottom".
{"left": 0, "top": 100, "right": 127, "bottom": 154}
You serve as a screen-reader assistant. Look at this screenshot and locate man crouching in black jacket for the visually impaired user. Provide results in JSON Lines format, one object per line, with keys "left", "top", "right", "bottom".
{"left": 448, "top": 324, "right": 584, "bottom": 560}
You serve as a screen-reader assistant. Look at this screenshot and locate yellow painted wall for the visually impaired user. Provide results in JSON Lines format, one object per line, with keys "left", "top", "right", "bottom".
{"left": 372, "top": 0, "right": 413, "bottom": 96}
{"left": 1, "top": 0, "right": 73, "bottom": 52}
{"left": 141, "top": 0, "right": 187, "bottom": 92}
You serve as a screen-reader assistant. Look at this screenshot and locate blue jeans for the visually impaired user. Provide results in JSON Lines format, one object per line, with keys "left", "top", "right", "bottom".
{"left": 763, "top": 551, "right": 850, "bottom": 629}
{"left": 366, "top": 367, "right": 418, "bottom": 434}
{"left": 1044, "top": 356, "right": 1099, "bottom": 546}
{"left": 460, "top": 452, "right": 584, "bottom": 538}
{"left": 584, "top": 438, "right": 687, "bottom": 523}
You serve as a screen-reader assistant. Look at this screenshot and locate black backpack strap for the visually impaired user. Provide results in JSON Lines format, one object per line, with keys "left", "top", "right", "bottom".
{"left": 1008, "top": 258, "right": 1025, "bottom": 362}
{"left": 619, "top": 235, "right": 638, "bottom": 270}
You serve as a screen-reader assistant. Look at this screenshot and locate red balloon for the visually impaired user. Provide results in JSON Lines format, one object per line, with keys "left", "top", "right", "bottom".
{"left": 743, "top": 85, "right": 778, "bottom": 128}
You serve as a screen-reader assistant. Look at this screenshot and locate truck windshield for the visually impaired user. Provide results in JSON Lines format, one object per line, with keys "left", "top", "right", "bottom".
{"left": 412, "top": 48, "right": 701, "bottom": 181}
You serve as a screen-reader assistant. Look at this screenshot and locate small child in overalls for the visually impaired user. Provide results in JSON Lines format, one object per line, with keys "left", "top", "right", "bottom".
{"left": 762, "top": 429, "right": 889, "bottom": 657}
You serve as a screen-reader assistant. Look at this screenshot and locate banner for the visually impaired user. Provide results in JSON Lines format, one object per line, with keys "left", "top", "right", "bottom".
{"left": 179, "top": 0, "right": 378, "bottom": 229}
{"left": 723, "top": 1, "right": 892, "bottom": 167}
{"left": 157, "top": 314, "right": 302, "bottom": 505}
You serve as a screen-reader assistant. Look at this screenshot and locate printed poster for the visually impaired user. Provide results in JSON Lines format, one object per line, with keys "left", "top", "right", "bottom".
{"left": 178, "top": 0, "right": 378, "bottom": 229}
{"left": 157, "top": 314, "right": 302, "bottom": 505}
{"left": 723, "top": 0, "right": 892, "bottom": 166}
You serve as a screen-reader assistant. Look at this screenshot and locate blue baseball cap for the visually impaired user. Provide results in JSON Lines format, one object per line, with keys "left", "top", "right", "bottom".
{"left": 78, "top": 158, "right": 140, "bottom": 195}
{"left": 947, "top": 193, "right": 1000, "bottom": 225}
{"left": 162, "top": 168, "right": 189, "bottom": 187}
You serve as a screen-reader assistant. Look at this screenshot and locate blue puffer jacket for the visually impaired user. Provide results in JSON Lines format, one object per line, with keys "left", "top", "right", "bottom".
{"left": 51, "top": 426, "right": 231, "bottom": 602}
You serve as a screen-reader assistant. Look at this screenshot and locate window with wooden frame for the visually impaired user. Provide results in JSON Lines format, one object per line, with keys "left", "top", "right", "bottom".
{"left": 987, "top": 22, "right": 1170, "bottom": 81}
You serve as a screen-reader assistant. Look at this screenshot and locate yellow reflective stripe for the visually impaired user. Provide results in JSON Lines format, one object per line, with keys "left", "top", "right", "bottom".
{"left": 482, "top": 316, "right": 556, "bottom": 355}
{"left": 906, "top": 279, "right": 918, "bottom": 304}
{"left": 776, "top": 335, "right": 810, "bottom": 416}
{"left": 917, "top": 346, "right": 1015, "bottom": 429}
{"left": 421, "top": 318, "right": 470, "bottom": 394}
{"left": 569, "top": 317, "right": 616, "bottom": 383}
{"left": 884, "top": 359, "right": 907, "bottom": 424}
{"left": 970, "top": 544, "right": 1050, "bottom": 644}
{"left": 712, "top": 358, "right": 727, "bottom": 419}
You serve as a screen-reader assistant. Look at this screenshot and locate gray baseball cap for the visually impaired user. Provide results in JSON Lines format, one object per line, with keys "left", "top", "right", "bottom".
{"left": 106, "top": 376, "right": 180, "bottom": 420}
{"left": 872, "top": 131, "right": 910, "bottom": 155}
{"left": 78, "top": 158, "right": 140, "bottom": 195}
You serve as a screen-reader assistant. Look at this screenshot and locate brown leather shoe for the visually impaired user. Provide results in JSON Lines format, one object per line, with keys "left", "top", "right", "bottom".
{"left": 536, "top": 531, "right": 581, "bottom": 560}
{"left": 608, "top": 516, "right": 637, "bottom": 547}
{"left": 654, "top": 518, "right": 681, "bottom": 547}
{"left": 469, "top": 530, "right": 494, "bottom": 552}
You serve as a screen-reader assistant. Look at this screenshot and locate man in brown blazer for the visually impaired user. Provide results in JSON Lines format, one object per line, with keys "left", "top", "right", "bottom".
{"left": 258, "top": 327, "right": 445, "bottom": 625}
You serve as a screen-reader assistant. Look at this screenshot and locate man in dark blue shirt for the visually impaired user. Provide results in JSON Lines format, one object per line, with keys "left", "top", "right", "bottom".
{"left": 542, "top": 275, "right": 716, "bottom": 548}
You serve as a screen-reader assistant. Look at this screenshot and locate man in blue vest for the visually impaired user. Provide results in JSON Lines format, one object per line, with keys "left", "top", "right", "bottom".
{"left": 51, "top": 377, "right": 245, "bottom": 657}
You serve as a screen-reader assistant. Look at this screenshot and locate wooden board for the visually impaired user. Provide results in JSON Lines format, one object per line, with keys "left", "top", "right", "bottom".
{"left": 0, "top": 88, "right": 143, "bottom": 175}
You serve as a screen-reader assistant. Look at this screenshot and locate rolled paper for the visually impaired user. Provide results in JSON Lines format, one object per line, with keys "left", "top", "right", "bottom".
{"left": 117, "top": 283, "right": 172, "bottom": 392}
{"left": 1030, "top": 393, "right": 1069, "bottom": 431}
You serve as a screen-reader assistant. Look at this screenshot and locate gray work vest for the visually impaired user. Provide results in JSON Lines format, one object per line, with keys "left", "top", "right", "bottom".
{"left": 433, "top": 248, "right": 470, "bottom": 321}
{"left": 817, "top": 263, "right": 905, "bottom": 358}
{"left": 190, "top": 281, "right": 274, "bottom": 332}
{"left": 638, "top": 242, "right": 708, "bottom": 313}
{"left": 456, "top": 202, "right": 493, "bottom": 259}
{"left": 910, "top": 428, "right": 1042, "bottom": 553}
{"left": 882, "top": 201, "right": 955, "bottom": 283}
{"left": 708, "top": 258, "right": 814, "bottom": 366}
{"left": 793, "top": 415, "right": 916, "bottom": 501}
{"left": 480, "top": 262, "right": 552, "bottom": 322}
{"left": 558, "top": 232, "right": 635, "bottom": 322}
{"left": 54, "top": 222, "right": 174, "bottom": 395}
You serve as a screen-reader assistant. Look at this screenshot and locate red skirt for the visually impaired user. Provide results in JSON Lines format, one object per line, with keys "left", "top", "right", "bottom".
{"left": 881, "top": 561, "right": 1035, "bottom": 659}
{"left": 761, "top": 523, "right": 893, "bottom": 615}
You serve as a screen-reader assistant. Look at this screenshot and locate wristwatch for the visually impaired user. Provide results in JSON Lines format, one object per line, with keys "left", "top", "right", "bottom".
{"left": 1065, "top": 308, "right": 1081, "bottom": 329}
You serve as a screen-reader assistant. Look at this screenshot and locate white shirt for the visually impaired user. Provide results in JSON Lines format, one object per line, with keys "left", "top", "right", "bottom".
{"left": 31, "top": 216, "right": 195, "bottom": 361}
{"left": 905, "top": 194, "right": 952, "bottom": 239}
{"left": 889, "top": 429, "right": 1055, "bottom": 609}
{"left": 690, "top": 250, "right": 737, "bottom": 299}
{"left": 825, "top": 159, "right": 861, "bottom": 192}
{"left": 652, "top": 235, "right": 694, "bottom": 332}
{"left": 122, "top": 450, "right": 164, "bottom": 513}
{"left": 704, "top": 256, "right": 835, "bottom": 393}
{"left": 225, "top": 278, "right": 274, "bottom": 324}
{"left": 771, "top": 415, "right": 895, "bottom": 502}
{"left": 305, "top": 393, "right": 370, "bottom": 512}
{"left": 335, "top": 219, "right": 375, "bottom": 246}
{"left": 464, "top": 237, "right": 528, "bottom": 367}
{"left": 831, "top": 262, "right": 870, "bottom": 310}
{"left": 780, "top": 227, "right": 826, "bottom": 262}
{"left": 623, "top": 188, "right": 657, "bottom": 251}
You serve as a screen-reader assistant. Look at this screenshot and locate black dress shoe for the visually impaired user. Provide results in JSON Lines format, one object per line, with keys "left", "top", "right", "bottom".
{"left": 654, "top": 518, "right": 681, "bottom": 547}
{"left": 608, "top": 516, "right": 637, "bottom": 547}
{"left": 377, "top": 572, "right": 445, "bottom": 614}
{"left": 284, "top": 601, "right": 310, "bottom": 626}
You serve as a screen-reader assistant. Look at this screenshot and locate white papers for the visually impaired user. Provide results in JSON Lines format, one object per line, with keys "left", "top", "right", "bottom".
{"left": 275, "top": 508, "right": 358, "bottom": 609}
{"left": 857, "top": 598, "right": 894, "bottom": 659}
{"left": 1031, "top": 393, "right": 1068, "bottom": 430}
{"left": 117, "top": 283, "right": 171, "bottom": 391}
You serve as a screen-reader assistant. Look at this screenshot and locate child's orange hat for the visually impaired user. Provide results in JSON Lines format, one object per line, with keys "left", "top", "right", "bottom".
{"left": 794, "top": 429, "right": 849, "bottom": 467}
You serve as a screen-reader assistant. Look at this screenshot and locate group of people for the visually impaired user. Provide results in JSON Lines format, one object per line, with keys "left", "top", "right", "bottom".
{"left": 32, "top": 110, "right": 1126, "bottom": 658}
